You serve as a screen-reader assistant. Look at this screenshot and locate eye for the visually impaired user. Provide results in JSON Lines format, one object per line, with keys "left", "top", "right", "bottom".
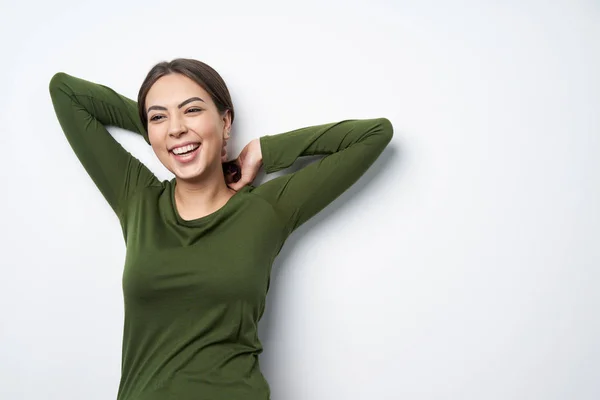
{"left": 149, "top": 114, "right": 164, "bottom": 122}
{"left": 187, "top": 107, "right": 202, "bottom": 113}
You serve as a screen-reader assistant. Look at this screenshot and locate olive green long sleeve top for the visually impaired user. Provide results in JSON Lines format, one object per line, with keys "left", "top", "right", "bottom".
{"left": 48, "top": 72, "right": 393, "bottom": 400}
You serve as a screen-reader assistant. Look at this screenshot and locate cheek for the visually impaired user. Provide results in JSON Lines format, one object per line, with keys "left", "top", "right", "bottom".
{"left": 148, "top": 127, "right": 168, "bottom": 149}
{"left": 147, "top": 128, "right": 167, "bottom": 155}
{"left": 192, "top": 117, "right": 219, "bottom": 134}
{"left": 147, "top": 125, "right": 160, "bottom": 141}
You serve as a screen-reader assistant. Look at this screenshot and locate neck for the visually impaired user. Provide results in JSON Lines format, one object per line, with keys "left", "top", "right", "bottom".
{"left": 174, "top": 169, "right": 236, "bottom": 220}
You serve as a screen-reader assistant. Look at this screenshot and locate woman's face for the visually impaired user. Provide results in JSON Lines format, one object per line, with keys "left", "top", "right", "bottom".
{"left": 145, "top": 73, "right": 231, "bottom": 182}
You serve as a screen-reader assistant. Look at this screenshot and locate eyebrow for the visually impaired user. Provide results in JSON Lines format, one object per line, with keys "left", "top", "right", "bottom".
{"left": 147, "top": 97, "right": 205, "bottom": 113}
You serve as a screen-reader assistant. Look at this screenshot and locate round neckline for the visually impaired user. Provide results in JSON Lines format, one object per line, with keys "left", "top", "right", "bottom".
{"left": 169, "top": 179, "right": 251, "bottom": 226}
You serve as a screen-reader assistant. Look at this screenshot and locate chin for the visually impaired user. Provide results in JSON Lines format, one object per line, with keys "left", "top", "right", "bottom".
{"left": 172, "top": 160, "right": 222, "bottom": 183}
{"left": 173, "top": 166, "right": 207, "bottom": 182}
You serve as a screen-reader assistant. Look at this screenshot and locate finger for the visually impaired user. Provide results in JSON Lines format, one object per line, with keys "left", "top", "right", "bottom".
{"left": 233, "top": 181, "right": 249, "bottom": 191}
{"left": 228, "top": 180, "right": 243, "bottom": 191}
{"left": 228, "top": 173, "right": 250, "bottom": 191}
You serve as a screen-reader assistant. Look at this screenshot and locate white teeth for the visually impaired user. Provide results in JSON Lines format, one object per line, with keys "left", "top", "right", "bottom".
{"left": 172, "top": 143, "right": 200, "bottom": 155}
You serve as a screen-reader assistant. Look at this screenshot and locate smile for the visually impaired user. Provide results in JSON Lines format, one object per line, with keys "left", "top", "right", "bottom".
{"left": 170, "top": 143, "right": 201, "bottom": 163}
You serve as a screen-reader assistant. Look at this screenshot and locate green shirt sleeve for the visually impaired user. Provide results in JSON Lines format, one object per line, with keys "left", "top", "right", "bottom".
{"left": 48, "top": 72, "right": 160, "bottom": 221}
{"left": 254, "top": 118, "right": 393, "bottom": 236}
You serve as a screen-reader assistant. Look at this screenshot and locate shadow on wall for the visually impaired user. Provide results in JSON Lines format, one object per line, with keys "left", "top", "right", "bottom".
{"left": 258, "top": 138, "right": 403, "bottom": 341}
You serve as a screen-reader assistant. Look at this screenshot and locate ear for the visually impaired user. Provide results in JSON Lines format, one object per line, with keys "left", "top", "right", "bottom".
{"left": 222, "top": 109, "right": 232, "bottom": 140}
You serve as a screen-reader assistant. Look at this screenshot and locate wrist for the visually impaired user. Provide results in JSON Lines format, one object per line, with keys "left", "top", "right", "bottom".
{"left": 252, "top": 138, "right": 263, "bottom": 164}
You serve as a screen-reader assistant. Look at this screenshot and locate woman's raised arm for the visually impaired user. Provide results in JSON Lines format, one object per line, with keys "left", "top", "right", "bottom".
{"left": 253, "top": 118, "right": 393, "bottom": 237}
{"left": 49, "top": 72, "right": 159, "bottom": 222}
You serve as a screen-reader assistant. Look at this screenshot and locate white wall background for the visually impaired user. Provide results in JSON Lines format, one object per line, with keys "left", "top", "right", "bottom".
{"left": 0, "top": 0, "right": 598, "bottom": 399}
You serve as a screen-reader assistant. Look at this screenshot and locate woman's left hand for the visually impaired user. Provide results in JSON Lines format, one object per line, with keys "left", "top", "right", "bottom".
{"left": 224, "top": 138, "right": 263, "bottom": 191}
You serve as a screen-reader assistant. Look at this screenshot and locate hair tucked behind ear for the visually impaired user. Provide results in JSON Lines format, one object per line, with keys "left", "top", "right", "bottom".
{"left": 138, "top": 58, "right": 241, "bottom": 184}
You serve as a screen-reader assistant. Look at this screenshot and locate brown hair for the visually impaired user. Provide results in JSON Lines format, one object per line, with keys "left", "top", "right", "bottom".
{"left": 137, "top": 58, "right": 241, "bottom": 183}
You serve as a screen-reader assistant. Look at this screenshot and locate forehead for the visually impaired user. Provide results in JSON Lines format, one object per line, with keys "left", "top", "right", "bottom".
{"left": 146, "top": 73, "right": 212, "bottom": 107}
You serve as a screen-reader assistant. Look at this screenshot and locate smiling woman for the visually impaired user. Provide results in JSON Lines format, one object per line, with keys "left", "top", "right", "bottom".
{"left": 144, "top": 73, "right": 231, "bottom": 185}
{"left": 138, "top": 59, "right": 242, "bottom": 190}
{"left": 48, "top": 58, "right": 393, "bottom": 400}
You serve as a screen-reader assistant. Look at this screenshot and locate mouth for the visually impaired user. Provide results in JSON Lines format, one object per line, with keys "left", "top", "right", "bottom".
{"left": 170, "top": 143, "right": 201, "bottom": 163}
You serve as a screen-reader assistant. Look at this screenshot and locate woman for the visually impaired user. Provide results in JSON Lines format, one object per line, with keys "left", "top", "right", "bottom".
{"left": 49, "top": 58, "right": 393, "bottom": 400}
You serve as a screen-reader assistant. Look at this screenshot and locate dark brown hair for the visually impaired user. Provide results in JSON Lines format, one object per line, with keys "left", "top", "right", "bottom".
{"left": 137, "top": 58, "right": 241, "bottom": 183}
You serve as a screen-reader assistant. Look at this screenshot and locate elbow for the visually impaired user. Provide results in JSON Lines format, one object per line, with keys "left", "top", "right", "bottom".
{"left": 376, "top": 117, "right": 394, "bottom": 144}
{"left": 49, "top": 72, "right": 70, "bottom": 95}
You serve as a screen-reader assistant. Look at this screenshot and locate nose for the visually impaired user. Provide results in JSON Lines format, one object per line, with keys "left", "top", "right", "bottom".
{"left": 168, "top": 114, "right": 187, "bottom": 137}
